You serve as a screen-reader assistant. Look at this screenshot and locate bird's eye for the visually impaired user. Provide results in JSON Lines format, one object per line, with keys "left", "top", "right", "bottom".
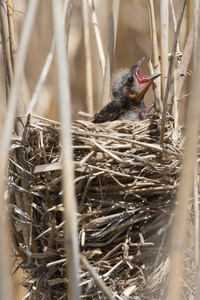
{"left": 128, "top": 77, "right": 133, "bottom": 83}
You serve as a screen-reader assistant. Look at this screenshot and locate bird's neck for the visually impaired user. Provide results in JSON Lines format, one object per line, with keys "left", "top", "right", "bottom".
{"left": 114, "top": 94, "right": 144, "bottom": 108}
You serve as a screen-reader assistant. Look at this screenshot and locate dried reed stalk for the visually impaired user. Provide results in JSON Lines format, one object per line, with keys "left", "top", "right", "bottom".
{"left": 81, "top": 0, "right": 93, "bottom": 114}
{"left": 26, "top": 1, "right": 72, "bottom": 116}
{"left": 160, "top": 0, "right": 169, "bottom": 101}
{"left": 170, "top": 0, "right": 180, "bottom": 52}
{"left": 100, "top": 0, "right": 120, "bottom": 108}
{"left": 7, "top": 0, "right": 17, "bottom": 62}
{"left": 26, "top": 40, "right": 55, "bottom": 116}
{"left": 0, "top": 1, "right": 39, "bottom": 299}
{"left": 51, "top": 0, "right": 81, "bottom": 299}
{"left": 147, "top": 0, "right": 162, "bottom": 112}
{"left": 194, "top": 165, "right": 200, "bottom": 299}
{"left": 160, "top": 0, "right": 187, "bottom": 146}
{"left": 193, "top": 0, "right": 200, "bottom": 59}
{"left": 168, "top": 12, "right": 200, "bottom": 300}
{"left": 0, "top": 0, "right": 25, "bottom": 135}
{"left": 176, "top": 23, "right": 193, "bottom": 101}
{"left": 0, "top": 1, "right": 13, "bottom": 87}
{"left": 65, "top": 0, "right": 73, "bottom": 51}
{"left": 88, "top": 0, "right": 105, "bottom": 76}
{"left": 80, "top": 254, "right": 114, "bottom": 300}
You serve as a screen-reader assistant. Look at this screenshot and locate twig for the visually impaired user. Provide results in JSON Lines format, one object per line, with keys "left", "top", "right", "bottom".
{"left": 51, "top": 0, "right": 81, "bottom": 299}
{"left": 160, "top": 0, "right": 187, "bottom": 146}
{"left": 80, "top": 254, "right": 114, "bottom": 300}
{"left": 100, "top": 0, "right": 120, "bottom": 108}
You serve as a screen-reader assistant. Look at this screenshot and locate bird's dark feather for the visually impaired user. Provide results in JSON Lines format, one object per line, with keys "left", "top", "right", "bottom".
{"left": 92, "top": 99, "right": 140, "bottom": 123}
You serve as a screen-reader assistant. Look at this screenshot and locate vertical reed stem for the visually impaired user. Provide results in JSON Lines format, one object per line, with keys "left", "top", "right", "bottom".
{"left": 0, "top": 1, "right": 39, "bottom": 299}
{"left": 82, "top": 0, "right": 93, "bottom": 114}
{"left": 147, "top": 0, "right": 162, "bottom": 112}
{"left": 168, "top": 6, "right": 200, "bottom": 300}
{"left": 160, "top": 0, "right": 169, "bottom": 101}
{"left": 51, "top": 1, "right": 81, "bottom": 299}
{"left": 100, "top": 0, "right": 120, "bottom": 109}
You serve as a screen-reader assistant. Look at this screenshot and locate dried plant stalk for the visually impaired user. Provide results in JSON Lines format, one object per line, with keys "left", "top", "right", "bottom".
{"left": 100, "top": 0, "right": 120, "bottom": 108}
{"left": 7, "top": 0, "right": 17, "bottom": 62}
{"left": 160, "top": 0, "right": 187, "bottom": 146}
{"left": 160, "top": 0, "right": 169, "bottom": 100}
{"left": 194, "top": 165, "right": 200, "bottom": 300}
{"left": 0, "top": 1, "right": 40, "bottom": 299}
{"left": 82, "top": 0, "right": 93, "bottom": 114}
{"left": 176, "top": 24, "right": 193, "bottom": 100}
{"left": 51, "top": 0, "right": 81, "bottom": 299}
{"left": 80, "top": 254, "right": 114, "bottom": 300}
{"left": 0, "top": 1, "right": 13, "bottom": 86}
{"left": 147, "top": 0, "right": 162, "bottom": 112}
{"left": 168, "top": 11, "right": 200, "bottom": 300}
{"left": 88, "top": 0, "right": 105, "bottom": 76}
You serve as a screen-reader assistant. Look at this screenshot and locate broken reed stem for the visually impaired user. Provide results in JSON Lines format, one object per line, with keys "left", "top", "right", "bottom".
{"left": 88, "top": 0, "right": 105, "bottom": 76}
{"left": 160, "top": 0, "right": 169, "bottom": 101}
{"left": 168, "top": 8, "right": 200, "bottom": 300}
{"left": 81, "top": 0, "right": 93, "bottom": 114}
{"left": 51, "top": 0, "right": 81, "bottom": 299}
{"left": 147, "top": 0, "right": 162, "bottom": 112}
{"left": 160, "top": 0, "right": 187, "bottom": 146}
{"left": 100, "top": 0, "right": 120, "bottom": 109}
{"left": 80, "top": 254, "right": 114, "bottom": 300}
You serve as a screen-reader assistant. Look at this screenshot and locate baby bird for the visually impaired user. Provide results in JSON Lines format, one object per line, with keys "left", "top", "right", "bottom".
{"left": 92, "top": 58, "right": 161, "bottom": 123}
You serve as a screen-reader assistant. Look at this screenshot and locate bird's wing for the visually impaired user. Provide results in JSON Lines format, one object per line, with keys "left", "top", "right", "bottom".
{"left": 92, "top": 100, "right": 125, "bottom": 123}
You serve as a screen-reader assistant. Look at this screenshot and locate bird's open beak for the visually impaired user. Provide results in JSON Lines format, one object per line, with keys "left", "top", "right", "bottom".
{"left": 131, "top": 58, "right": 161, "bottom": 101}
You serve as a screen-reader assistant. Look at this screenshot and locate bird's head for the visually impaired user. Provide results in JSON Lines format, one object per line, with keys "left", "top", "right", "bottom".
{"left": 112, "top": 58, "right": 161, "bottom": 104}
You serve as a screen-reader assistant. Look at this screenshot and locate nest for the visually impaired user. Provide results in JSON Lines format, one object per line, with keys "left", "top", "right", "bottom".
{"left": 8, "top": 114, "right": 183, "bottom": 299}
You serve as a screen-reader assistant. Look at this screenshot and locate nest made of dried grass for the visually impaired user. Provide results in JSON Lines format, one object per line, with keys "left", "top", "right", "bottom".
{"left": 8, "top": 114, "right": 184, "bottom": 299}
